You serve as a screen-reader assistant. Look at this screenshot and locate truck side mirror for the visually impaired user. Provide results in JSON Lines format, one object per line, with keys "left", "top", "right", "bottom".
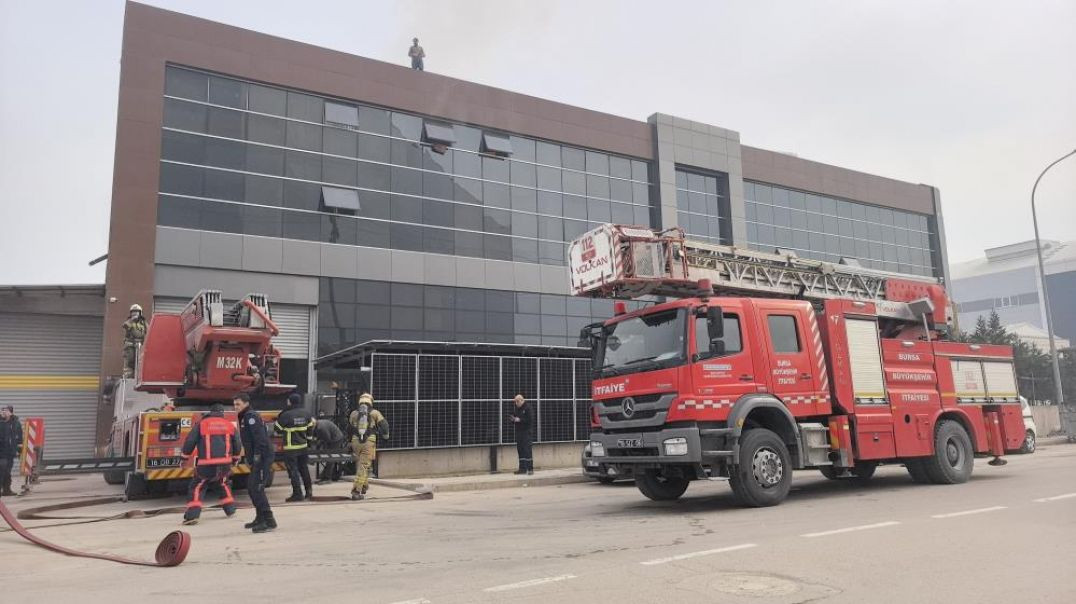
{"left": 706, "top": 306, "right": 724, "bottom": 343}
{"left": 711, "top": 339, "right": 726, "bottom": 356}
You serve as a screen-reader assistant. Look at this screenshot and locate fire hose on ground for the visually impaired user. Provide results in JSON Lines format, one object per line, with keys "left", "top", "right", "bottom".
{"left": 0, "top": 497, "right": 190, "bottom": 567}
{"left": 0, "top": 478, "right": 432, "bottom": 568}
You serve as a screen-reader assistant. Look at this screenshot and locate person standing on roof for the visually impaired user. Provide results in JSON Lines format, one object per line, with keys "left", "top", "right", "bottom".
{"left": 0, "top": 405, "right": 22, "bottom": 497}
{"left": 408, "top": 37, "right": 425, "bottom": 70}
{"left": 234, "top": 392, "right": 276, "bottom": 533}
{"left": 179, "top": 403, "right": 240, "bottom": 525}
{"left": 349, "top": 393, "right": 389, "bottom": 500}
{"left": 275, "top": 393, "right": 316, "bottom": 502}
{"left": 121, "top": 304, "right": 147, "bottom": 378}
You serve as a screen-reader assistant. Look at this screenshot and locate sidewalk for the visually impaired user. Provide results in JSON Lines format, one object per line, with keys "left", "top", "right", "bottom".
{"left": 372, "top": 467, "right": 589, "bottom": 493}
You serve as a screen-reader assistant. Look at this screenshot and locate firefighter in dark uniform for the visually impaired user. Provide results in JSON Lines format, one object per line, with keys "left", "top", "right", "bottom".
{"left": 511, "top": 394, "right": 534, "bottom": 475}
{"left": 275, "top": 393, "right": 315, "bottom": 502}
{"left": 233, "top": 392, "right": 276, "bottom": 532}
{"left": 180, "top": 403, "right": 240, "bottom": 525}
{"left": 121, "top": 304, "right": 147, "bottom": 378}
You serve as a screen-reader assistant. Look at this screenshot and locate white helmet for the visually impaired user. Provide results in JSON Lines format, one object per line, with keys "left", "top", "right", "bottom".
{"left": 129, "top": 304, "right": 143, "bottom": 314}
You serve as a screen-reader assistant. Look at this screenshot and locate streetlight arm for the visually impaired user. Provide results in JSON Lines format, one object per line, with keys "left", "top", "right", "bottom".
{"left": 1030, "top": 147, "right": 1076, "bottom": 412}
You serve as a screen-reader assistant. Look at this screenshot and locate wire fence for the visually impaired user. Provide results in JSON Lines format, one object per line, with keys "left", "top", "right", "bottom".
{"left": 369, "top": 353, "right": 592, "bottom": 450}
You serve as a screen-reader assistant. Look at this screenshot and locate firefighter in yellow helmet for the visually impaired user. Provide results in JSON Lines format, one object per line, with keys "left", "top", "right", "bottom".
{"left": 122, "top": 304, "right": 147, "bottom": 378}
{"left": 349, "top": 393, "right": 389, "bottom": 500}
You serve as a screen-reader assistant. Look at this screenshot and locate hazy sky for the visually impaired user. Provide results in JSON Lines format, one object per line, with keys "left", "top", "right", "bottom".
{"left": 1, "top": 0, "right": 1073, "bottom": 285}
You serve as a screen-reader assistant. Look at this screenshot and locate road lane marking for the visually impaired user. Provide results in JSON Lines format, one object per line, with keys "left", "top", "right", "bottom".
{"left": 483, "top": 574, "right": 577, "bottom": 592}
{"left": 389, "top": 599, "right": 431, "bottom": 604}
{"left": 801, "top": 521, "right": 900, "bottom": 538}
{"left": 1034, "top": 493, "right": 1076, "bottom": 503}
{"left": 931, "top": 506, "right": 1007, "bottom": 518}
{"left": 639, "top": 543, "right": 757, "bottom": 566}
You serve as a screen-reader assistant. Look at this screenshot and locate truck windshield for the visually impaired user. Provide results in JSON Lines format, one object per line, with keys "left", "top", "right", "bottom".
{"left": 598, "top": 309, "right": 685, "bottom": 377}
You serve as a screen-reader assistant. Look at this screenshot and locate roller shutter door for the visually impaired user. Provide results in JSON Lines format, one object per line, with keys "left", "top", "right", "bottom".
{"left": 0, "top": 313, "right": 102, "bottom": 459}
{"left": 952, "top": 360, "right": 986, "bottom": 400}
{"left": 844, "top": 318, "right": 886, "bottom": 402}
{"left": 153, "top": 298, "right": 312, "bottom": 358}
{"left": 982, "top": 361, "right": 1018, "bottom": 400}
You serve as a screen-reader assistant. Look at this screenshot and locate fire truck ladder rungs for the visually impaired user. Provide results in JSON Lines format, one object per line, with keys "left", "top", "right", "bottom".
{"left": 678, "top": 240, "right": 910, "bottom": 304}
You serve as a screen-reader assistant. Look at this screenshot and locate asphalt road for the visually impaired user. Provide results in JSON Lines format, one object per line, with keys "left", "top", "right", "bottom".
{"left": 4, "top": 442, "right": 1075, "bottom": 603}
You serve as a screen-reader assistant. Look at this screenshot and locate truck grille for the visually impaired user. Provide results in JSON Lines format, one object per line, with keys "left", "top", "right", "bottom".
{"left": 596, "top": 393, "right": 674, "bottom": 430}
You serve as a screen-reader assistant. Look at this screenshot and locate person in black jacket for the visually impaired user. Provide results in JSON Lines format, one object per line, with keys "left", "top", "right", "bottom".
{"left": 179, "top": 403, "right": 240, "bottom": 525}
{"left": 275, "top": 393, "right": 315, "bottom": 502}
{"left": 511, "top": 394, "right": 534, "bottom": 475}
{"left": 233, "top": 392, "right": 276, "bottom": 533}
{"left": 0, "top": 405, "right": 23, "bottom": 497}
{"left": 312, "top": 415, "right": 346, "bottom": 484}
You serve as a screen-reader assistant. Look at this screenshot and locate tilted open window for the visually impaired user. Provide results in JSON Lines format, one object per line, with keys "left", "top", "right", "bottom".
{"left": 481, "top": 132, "right": 513, "bottom": 157}
{"left": 423, "top": 121, "right": 457, "bottom": 145}
{"left": 321, "top": 186, "right": 360, "bottom": 213}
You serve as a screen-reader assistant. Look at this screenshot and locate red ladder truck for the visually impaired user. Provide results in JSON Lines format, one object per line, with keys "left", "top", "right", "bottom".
{"left": 570, "top": 224, "right": 1025, "bottom": 507}
{"left": 103, "top": 290, "right": 292, "bottom": 498}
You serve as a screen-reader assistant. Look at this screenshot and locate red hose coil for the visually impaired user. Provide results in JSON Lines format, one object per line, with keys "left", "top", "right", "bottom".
{"left": 0, "top": 498, "right": 190, "bottom": 567}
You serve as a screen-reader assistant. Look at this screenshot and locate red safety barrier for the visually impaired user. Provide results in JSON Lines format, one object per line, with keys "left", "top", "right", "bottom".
{"left": 20, "top": 417, "right": 44, "bottom": 477}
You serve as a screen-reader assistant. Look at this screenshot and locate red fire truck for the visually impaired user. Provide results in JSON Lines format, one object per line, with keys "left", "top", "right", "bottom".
{"left": 571, "top": 224, "right": 1025, "bottom": 507}
{"left": 104, "top": 290, "right": 291, "bottom": 498}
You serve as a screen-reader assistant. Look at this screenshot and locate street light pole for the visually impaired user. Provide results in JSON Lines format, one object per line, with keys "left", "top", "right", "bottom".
{"left": 1030, "top": 148, "right": 1076, "bottom": 425}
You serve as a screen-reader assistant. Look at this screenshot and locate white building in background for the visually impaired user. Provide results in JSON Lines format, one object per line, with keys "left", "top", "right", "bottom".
{"left": 1006, "top": 322, "right": 1071, "bottom": 352}
{"left": 950, "top": 239, "right": 1076, "bottom": 350}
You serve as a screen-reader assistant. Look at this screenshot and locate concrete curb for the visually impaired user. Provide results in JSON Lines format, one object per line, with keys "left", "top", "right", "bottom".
{"left": 371, "top": 473, "right": 589, "bottom": 493}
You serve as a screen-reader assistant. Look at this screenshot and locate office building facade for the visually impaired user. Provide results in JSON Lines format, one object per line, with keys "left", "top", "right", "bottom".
{"left": 98, "top": 2, "right": 949, "bottom": 453}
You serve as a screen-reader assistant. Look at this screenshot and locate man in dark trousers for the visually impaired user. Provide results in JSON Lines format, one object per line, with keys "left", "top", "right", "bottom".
{"left": 234, "top": 392, "right": 276, "bottom": 533}
{"left": 408, "top": 37, "right": 425, "bottom": 70}
{"left": 511, "top": 394, "right": 533, "bottom": 475}
{"left": 312, "top": 414, "right": 346, "bottom": 484}
{"left": 275, "top": 393, "right": 315, "bottom": 502}
{"left": 0, "top": 405, "right": 22, "bottom": 497}
{"left": 180, "top": 403, "right": 240, "bottom": 525}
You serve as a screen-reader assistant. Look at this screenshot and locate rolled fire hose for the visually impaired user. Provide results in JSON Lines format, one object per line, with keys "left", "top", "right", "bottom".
{"left": 0, "top": 498, "right": 190, "bottom": 567}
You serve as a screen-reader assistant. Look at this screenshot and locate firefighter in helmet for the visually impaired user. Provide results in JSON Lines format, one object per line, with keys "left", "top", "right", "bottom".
{"left": 122, "top": 303, "right": 147, "bottom": 378}
{"left": 179, "top": 403, "right": 240, "bottom": 525}
{"left": 349, "top": 393, "right": 389, "bottom": 500}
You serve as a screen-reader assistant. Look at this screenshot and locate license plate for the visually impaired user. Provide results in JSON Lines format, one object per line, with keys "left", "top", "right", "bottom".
{"left": 617, "top": 438, "right": 642, "bottom": 448}
{"left": 585, "top": 461, "right": 599, "bottom": 468}
{"left": 147, "top": 456, "right": 183, "bottom": 468}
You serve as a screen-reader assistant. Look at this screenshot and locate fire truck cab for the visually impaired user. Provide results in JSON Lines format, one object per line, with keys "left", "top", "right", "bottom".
{"left": 574, "top": 224, "right": 1025, "bottom": 507}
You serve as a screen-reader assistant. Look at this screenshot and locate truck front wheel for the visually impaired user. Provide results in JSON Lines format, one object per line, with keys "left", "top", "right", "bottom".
{"left": 634, "top": 471, "right": 689, "bottom": 501}
{"left": 923, "top": 420, "right": 974, "bottom": 484}
{"left": 730, "top": 428, "right": 792, "bottom": 507}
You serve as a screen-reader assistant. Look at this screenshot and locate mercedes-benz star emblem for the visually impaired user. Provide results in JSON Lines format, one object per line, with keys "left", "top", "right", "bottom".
{"left": 621, "top": 397, "right": 636, "bottom": 418}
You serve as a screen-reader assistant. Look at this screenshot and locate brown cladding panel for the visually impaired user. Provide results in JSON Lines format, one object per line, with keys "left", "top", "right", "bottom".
{"left": 741, "top": 145, "right": 934, "bottom": 214}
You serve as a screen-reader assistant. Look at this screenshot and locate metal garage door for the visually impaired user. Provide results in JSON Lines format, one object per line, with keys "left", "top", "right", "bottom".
{"left": 0, "top": 313, "right": 102, "bottom": 459}
{"left": 153, "top": 297, "right": 312, "bottom": 358}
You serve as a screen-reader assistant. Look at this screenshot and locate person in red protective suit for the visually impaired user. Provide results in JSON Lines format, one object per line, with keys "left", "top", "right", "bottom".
{"left": 180, "top": 403, "right": 240, "bottom": 525}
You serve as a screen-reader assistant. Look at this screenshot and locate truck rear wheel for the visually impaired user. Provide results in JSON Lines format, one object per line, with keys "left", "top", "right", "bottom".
{"left": 729, "top": 428, "right": 792, "bottom": 507}
{"left": 634, "top": 471, "right": 689, "bottom": 501}
{"left": 923, "top": 420, "right": 974, "bottom": 484}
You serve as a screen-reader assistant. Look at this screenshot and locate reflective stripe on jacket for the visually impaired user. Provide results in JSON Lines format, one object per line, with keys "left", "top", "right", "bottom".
{"left": 181, "top": 415, "right": 239, "bottom": 466}
{"left": 275, "top": 407, "right": 315, "bottom": 451}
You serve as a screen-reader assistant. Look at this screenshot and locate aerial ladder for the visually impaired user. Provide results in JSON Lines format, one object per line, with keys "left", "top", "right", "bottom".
{"left": 568, "top": 223, "right": 950, "bottom": 340}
